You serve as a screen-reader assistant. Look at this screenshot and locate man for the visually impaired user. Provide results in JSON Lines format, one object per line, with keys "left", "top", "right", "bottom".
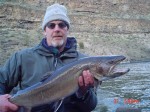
{"left": 0, "top": 3, "right": 97, "bottom": 112}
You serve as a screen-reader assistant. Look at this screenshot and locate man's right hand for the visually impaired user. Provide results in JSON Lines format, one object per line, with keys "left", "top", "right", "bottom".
{"left": 0, "top": 94, "right": 18, "bottom": 112}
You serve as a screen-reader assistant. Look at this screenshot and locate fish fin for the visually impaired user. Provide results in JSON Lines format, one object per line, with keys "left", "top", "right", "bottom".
{"left": 40, "top": 71, "right": 54, "bottom": 82}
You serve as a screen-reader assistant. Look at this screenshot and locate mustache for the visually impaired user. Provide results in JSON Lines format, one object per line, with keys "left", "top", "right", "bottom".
{"left": 53, "top": 32, "right": 63, "bottom": 37}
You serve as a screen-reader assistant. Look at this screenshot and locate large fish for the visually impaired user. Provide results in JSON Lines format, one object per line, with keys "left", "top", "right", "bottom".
{"left": 9, "top": 55, "right": 129, "bottom": 111}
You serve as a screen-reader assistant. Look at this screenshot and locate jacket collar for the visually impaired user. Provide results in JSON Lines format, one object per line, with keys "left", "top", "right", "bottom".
{"left": 42, "top": 38, "right": 59, "bottom": 56}
{"left": 34, "top": 37, "right": 78, "bottom": 57}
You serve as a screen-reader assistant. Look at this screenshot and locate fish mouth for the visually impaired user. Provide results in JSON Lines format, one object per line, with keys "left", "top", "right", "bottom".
{"left": 105, "top": 56, "right": 130, "bottom": 80}
{"left": 110, "top": 67, "right": 130, "bottom": 77}
{"left": 108, "top": 55, "right": 126, "bottom": 74}
{"left": 95, "top": 55, "right": 130, "bottom": 81}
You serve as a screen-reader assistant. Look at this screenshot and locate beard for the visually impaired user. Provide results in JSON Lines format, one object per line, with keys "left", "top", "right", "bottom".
{"left": 51, "top": 39, "right": 64, "bottom": 48}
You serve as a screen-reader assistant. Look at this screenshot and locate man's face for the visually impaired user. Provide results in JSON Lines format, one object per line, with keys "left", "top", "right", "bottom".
{"left": 44, "top": 20, "right": 69, "bottom": 48}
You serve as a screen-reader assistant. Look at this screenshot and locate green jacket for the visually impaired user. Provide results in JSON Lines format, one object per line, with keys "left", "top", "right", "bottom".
{"left": 0, "top": 37, "right": 97, "bottom": 112}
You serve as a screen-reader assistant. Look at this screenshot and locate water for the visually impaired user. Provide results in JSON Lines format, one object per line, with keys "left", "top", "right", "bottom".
{"left": 93, "top": 62, "right": 150, "bottom": 112}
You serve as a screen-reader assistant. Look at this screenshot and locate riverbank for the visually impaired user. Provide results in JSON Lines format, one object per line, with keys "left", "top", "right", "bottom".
{"left": 0, "top": 1, "right": 150, "bottom": 65}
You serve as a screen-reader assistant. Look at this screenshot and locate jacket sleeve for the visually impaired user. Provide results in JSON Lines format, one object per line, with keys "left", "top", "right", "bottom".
{"left": 71, "top": 88, "right": 97, "bottom": 112}
{"left": 0, "top": 52, "right": 21, "bottom": 94}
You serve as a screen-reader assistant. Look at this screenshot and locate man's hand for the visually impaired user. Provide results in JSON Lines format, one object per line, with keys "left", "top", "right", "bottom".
{"left": 77, "top": 70, "right": 94, "bottom": 98}
{"left": 0, "top": 94, "right": 18, "bottom": 112}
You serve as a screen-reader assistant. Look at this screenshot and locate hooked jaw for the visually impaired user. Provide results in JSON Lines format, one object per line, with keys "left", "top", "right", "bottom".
{"left": 99, "top": 55, "right": 130, "bottom": 81}
{"left": 108, "top": 55, "right": 126, "bottom": 75}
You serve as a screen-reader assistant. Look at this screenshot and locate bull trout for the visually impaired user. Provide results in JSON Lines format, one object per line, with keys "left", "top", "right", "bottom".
{"left": 9, "top": 55, "right": 130, "bottom": 111}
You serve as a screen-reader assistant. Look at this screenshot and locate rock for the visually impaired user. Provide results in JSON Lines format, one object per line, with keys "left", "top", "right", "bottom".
{"left": 0, "top": 0, "right": 150, "bottom": 65}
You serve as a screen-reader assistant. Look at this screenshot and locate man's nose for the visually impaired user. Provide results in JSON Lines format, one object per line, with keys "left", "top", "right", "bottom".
{"left": 53, "top": 25, "right": 61, "bottom": 31}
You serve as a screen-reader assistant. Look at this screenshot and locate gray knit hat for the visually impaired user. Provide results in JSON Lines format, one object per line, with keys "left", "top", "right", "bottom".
{"left": 42, "top": 3, "right": 70, "bottom": 30}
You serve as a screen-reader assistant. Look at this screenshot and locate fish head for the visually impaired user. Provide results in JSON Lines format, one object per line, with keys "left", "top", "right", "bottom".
{"left": 91, "top": 55, "right": 130, "bottom": 81}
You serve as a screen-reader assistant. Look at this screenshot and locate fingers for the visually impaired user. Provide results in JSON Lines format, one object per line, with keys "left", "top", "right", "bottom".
{"left": 82, "top": 70, "right": 94, "bottom": 86}
{"left": 77, "top": 70, "right": 94, "bottom": 97}
{"left": 0, "top": 94, "right": 18, "bottom": 112}
{"left": 7, "top": 102, "right": 18, "bottom": 111}
{"left": 78, "top": 70, "right": 94, "bottom": 88}
{"left": 84, "top": 70, "right": 94, "bottom": 86}
{"left": 78, "top": 75, "right": 84, "bottom": 87}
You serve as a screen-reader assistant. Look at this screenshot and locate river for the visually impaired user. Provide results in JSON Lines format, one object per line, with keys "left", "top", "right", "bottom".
{"left": 93, "top": 62, "right": 150, "bottom": 112}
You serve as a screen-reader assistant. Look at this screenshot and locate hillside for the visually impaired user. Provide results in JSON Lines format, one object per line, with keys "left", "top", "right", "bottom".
{"left": 0, "top": 0, "right": 150, "bottom": 65}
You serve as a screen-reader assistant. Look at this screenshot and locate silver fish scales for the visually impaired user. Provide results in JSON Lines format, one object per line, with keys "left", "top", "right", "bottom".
{"left": 9, "top": 55, "right": 130, "bottom": 111}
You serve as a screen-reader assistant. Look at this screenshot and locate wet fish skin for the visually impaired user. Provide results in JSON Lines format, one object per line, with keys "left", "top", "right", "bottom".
{"left": 9, "top": 55, "right": 129, "bottom": 110}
